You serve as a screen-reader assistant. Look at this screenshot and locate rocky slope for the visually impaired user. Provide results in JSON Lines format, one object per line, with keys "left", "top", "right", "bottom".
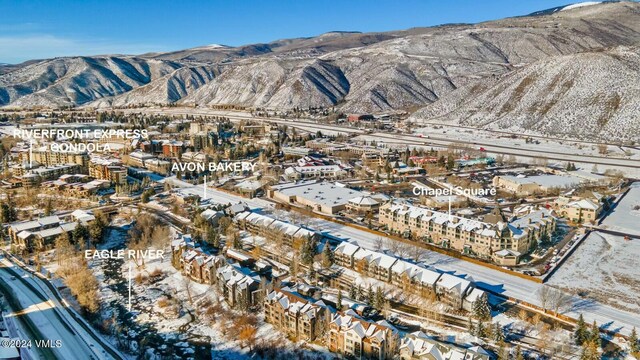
{"left": 409, "top": 46, "right": 640, "bottom": 142}
{"left": 91, "top": 65, "right": 219, "bottom": 108}
{"left": 0, "top": 56, "right": 183, "bottom": 107}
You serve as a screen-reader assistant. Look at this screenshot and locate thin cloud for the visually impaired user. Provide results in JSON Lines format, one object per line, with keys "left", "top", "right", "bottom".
{"left": 0, "top": 34, "right": 167, "bottom": 64}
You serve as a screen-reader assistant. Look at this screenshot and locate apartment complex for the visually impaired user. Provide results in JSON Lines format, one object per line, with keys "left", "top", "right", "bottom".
{"left": 379, "top": 202, "right": 556, "bottom": 261}
{"left": 21, "top": 149, "right": 89, "bottom": 172}
{"left": 264, "top": 288, "right": 329, "bottom": 342}
{"left": 328, "top": 312, "right": 399, "bottom": 360}
{"left": 554, "top": 197, "right": 602, "bottom": 223}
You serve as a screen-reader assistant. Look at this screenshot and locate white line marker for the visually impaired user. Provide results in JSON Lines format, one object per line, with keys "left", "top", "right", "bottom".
{"left": 29, "top": 139, "right": 33, "bottom": 169}
{"left": 128, "top": 262, "right": 132, "bottom": 312}
{"left": 204, "top": 175, "right": 207, "bottom": 199}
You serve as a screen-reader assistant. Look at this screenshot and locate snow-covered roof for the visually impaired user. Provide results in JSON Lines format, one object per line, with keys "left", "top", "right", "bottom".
{"left": 347, "top": 196, "right": 380, "bottom": 206}
{"left": 272, "top": 181, "right": 366, "bottom": 208}
{"left": 335, "top": 242, "right": 360, "bottom": 257}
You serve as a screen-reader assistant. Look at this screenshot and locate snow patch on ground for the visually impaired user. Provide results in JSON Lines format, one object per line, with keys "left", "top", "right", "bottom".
{"left": 547, "top": 231, "right": 640, "bottom": 313}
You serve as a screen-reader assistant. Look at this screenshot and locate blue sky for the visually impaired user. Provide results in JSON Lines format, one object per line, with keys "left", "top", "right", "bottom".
{"left": 0, "top": 0, "right": 577, "bottom": 64}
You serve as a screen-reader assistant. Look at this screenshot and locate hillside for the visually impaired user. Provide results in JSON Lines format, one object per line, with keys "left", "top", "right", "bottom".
{"left": 409, "top": 46, "right": 640, "bottom": 142}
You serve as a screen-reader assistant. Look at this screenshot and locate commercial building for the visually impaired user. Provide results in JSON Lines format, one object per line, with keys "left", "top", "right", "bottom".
{"left": 284, "top": 165, "right": 348, "bottom": 181}
{"left": 282, "top": 146, "right": 312, "bottom": 157}
{"left": 493, "top": 174, "right": 585, "bottom": 195}
{"left": 268, "top": 181, "right": 367, "bottom": 215}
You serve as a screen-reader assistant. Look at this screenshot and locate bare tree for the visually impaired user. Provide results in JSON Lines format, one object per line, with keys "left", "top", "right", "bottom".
{"left": 182, "top": 276, "right": 193, "bottom": 304}
{"left": 373, "top": 237, "right": 384, "bottom": 252}
{"left": 411, "top": 244, "right": 427, "bottom": 262}
{"left": 385, "top": 238, "right": 400, "bottom": 255}
{"left": 538, "top": 285, "right": 572, "bottom": 314}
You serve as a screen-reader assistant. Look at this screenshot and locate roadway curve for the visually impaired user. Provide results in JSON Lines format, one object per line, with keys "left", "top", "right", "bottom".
{"left": 0, "top": 258, "right": 124, "bottom": 360}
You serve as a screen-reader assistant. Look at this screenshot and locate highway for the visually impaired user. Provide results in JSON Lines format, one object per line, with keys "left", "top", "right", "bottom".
{"left": 116, "top": 107, "right": 640, "bottom": 170}
{"left": 0, "top": 257, "right": 124, "bottom": 360}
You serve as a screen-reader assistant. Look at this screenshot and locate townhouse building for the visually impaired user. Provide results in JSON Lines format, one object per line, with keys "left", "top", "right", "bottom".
{"left": 333, "top": 243, "right": 486, "bottom": 310}
{"left": 233, "top": 211, "right": 320, "bottom": 248}
{"left": 399, "top": 331, "right": 490, "bottom": 360}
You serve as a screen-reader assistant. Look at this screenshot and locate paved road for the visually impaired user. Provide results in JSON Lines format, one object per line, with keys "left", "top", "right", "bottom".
{"left": 0, "top": 259, "right": 120, "bottom": 360}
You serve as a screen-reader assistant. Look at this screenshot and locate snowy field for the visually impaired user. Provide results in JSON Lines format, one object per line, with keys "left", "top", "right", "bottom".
{"left": 600, "top": 182, "right": 640, "bottom": 236}
{"left": 414, "top": 124, "right": 639, "bottom": 161}
{"left": 548, "top": 232, "right": 640, "bottom": 314}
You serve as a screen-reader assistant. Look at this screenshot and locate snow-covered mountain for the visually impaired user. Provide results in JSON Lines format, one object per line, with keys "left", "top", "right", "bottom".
{"left": 1, "top": 1, "right": 640, "bottom": 141}
{"left": 409, "top": 46, "right": 640, "bottom": 142}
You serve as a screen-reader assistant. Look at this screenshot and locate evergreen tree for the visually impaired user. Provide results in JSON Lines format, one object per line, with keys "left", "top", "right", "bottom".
{"left": 515, "top": 345, "right": 524, "bottom": 360}
{"left": 375, "top": 287, "right": 384, "bottom": 310}
{"left": 493, "top": 322, "right": 505, "bottom": 342}
{"left": 472, "top": 296, "right": 491, "bottom": 321}
{"left": 467, "top": 318, "right": 474, "bottom": 335}
{"left": 475, "top": 321, "right": 486, "bottom": 339}
{"left": 73, "top": 223, "right": 89, "bottom": 245}
{"left": 336, "top": 290, "right": 343, "bottom": 310}
{"left": 590, "top": 321, "right": 601, "bottom": 348}
{"left": 630, "top": 327, "right": 640, "bottom": 357}
{"left": 446, "top": 154, "right": 455, "bottom": 170}
{"left": 300, "top": 236, "right": 316, "bottom": 266}
{"left": 356, "top": 284, "right": 363, "bottom": 301}
{"left": 367, "top": 285, "right": 374, "bottom": 306}
{"left": 0, "top": 200, "right": 17, "bottom": 223}
{"left": 575, "top": 314, "right": 589, "bottom": 346}
{"left": 206, "top": 226, "right": 220, "bottom": 248}
{"left": 290, "top": 255, "right": 299, "bottom": 280}
{"left": 90, "top": 211, "right": 108, "bottom": 242}
{"left": 321, "top": 242, "right": 334, "bottom": 268}
{"left": 349, "top": 285, "right": 357, "bottom": 300}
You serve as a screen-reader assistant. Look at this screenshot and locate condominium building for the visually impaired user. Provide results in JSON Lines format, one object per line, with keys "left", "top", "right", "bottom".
{"left": 327, "top": 312, "right": 399, "bottom": 360}
{"left": 264, "top": 288, "right": 329, "bottom": 342}
{"left": 379, "top": 202, "right": 556, "bottom": 261}
{"left": 7, "top": 215, "right": 81, "bottom": 251}
{"left": 21, "top": 149, "right": 89, "bottom": 172}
